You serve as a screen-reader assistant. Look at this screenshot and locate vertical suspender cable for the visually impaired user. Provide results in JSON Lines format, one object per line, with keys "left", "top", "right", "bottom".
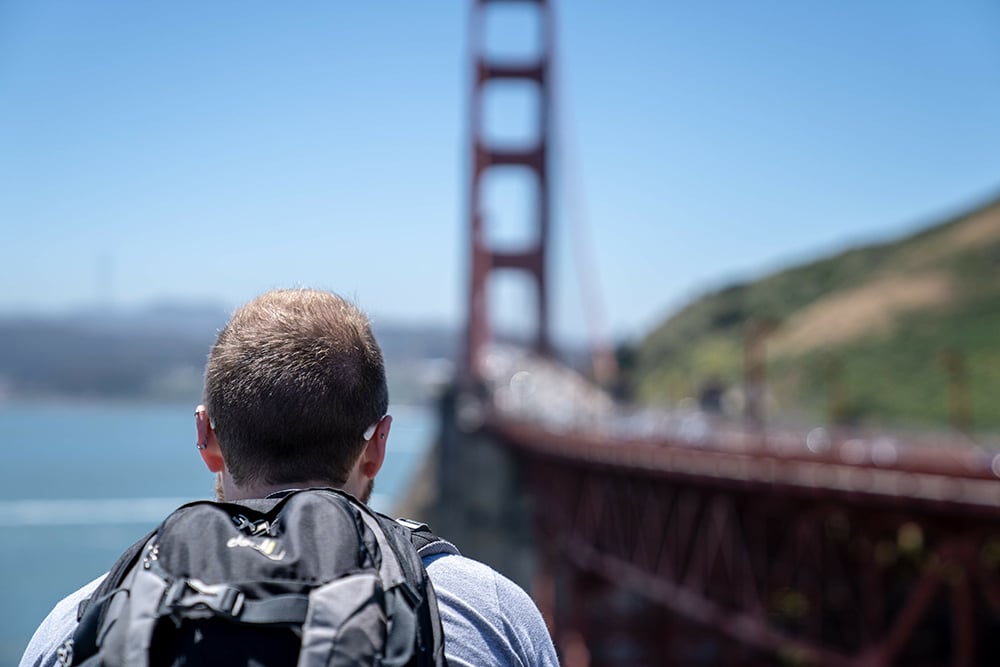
{"left": 549, "top": 4, "right": 618, "bottom": 387}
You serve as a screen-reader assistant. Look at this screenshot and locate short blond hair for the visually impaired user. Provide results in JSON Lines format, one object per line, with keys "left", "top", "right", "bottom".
{"left": 204, "top": 289, "right": 388, "bottom": 488}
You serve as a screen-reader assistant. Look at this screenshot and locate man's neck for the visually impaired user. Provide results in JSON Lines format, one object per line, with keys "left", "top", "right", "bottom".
{"left": 222, "top": 475, "right": 343, "bottom": 501}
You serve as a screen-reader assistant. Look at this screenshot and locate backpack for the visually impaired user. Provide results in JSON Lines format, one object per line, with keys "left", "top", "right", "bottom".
{"left": 59, "top": 488, "right": 457, "bottom": 667}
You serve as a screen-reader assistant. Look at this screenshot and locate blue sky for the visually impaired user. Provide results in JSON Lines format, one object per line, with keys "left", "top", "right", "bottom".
{"left": 2, "top": 2, "right": 999, "bottom": 344}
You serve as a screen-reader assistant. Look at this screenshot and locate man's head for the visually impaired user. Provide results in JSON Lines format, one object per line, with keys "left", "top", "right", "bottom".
{"left": 200, "top": 289, "right": 389, "bottom": 499}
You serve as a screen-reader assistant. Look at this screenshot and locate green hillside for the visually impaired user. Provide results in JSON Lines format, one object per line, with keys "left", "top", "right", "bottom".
{"left": 629, "top": 192, "right": 1000, "bottom": 433}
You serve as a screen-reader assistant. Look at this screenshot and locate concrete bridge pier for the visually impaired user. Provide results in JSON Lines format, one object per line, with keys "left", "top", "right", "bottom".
{"left": 423, "top": 386, "right": 538, "bottom": 591}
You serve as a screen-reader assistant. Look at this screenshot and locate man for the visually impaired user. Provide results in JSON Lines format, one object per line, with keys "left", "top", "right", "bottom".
{"left": 21, "top": 288, "right": 559, "bottom": 667}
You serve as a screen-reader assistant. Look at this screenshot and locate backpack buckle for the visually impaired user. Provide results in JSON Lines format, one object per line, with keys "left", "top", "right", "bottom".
{"left": 159, "top": 578, "right": 245, "bottom": 620}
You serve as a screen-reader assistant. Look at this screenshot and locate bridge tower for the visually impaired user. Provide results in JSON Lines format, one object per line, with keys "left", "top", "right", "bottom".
{"left": 464, "top": 0, "right": 554, "bottom": 386}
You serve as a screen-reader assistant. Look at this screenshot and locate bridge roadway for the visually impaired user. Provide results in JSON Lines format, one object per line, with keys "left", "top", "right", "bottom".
{"left": 493, "top": 417, "right": 1000, "bottom": 514}
{"left": 471, "top": 346, "right": 1000, "bottom": 666}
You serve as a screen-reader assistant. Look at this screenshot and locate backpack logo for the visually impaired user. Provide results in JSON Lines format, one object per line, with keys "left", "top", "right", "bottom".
{"left": 226, "top": 535, "right": 287, "bottom": 561}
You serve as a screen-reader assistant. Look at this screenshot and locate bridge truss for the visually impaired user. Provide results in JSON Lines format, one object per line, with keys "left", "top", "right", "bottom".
{"left": 493, "top": 418, "right": 1000, "bottom": 666}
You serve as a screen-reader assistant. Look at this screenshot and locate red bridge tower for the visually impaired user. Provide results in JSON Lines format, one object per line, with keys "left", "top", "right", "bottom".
{"left": 464, "top": 0, "right": 554, "bottom": 385}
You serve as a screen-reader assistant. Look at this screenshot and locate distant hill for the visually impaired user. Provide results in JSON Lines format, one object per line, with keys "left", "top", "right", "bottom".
{"left": 0, "top": 304, "right": 225, "bottom": 401}
{"left": 0, "top": 303, "right": 457, "bottom": 404}
{"left": 629, "top": 192, "right": 1000, "bottom": 433}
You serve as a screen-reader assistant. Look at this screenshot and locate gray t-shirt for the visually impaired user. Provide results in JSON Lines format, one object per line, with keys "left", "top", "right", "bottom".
{"left": 19, "top": 553, "right": 559, "bottom": 667}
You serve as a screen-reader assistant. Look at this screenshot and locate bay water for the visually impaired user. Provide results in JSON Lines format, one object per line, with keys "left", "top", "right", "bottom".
{"left": 0, "top": 402, "right": 434, "bottom": 664}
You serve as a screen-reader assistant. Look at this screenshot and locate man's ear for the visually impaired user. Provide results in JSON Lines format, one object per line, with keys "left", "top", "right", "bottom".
{"left": 195, "top": 404, "right": 225, "bottom": 473}
{"left": 360, "top": 414, "right": 392, "bottom": 479}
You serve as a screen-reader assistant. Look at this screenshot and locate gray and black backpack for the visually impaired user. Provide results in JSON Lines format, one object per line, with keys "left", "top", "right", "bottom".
{"left": 59, "top": 488, "right": 455, "bottom": 666}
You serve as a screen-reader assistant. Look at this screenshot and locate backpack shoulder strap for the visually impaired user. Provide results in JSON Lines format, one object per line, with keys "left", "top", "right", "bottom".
{"left": 372, "top": 513, "right": 451, "bottom": 667}
{"left": 396, "top": 518, "right": 461, "bottom": 559}
{"left": 76, "top": 527, "right": 156, "bottom": 622}
{"left": 68, "top": 527, "right": 157, "bottom": 665}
